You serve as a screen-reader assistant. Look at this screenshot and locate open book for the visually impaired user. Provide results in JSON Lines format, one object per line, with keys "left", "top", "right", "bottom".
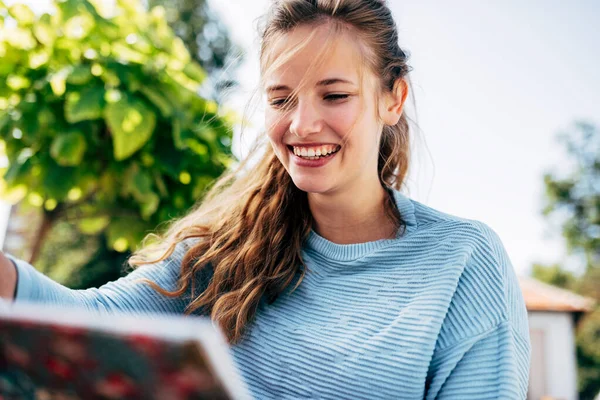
{"left": 0, "top": 301, "right": 252, "bottom": 400}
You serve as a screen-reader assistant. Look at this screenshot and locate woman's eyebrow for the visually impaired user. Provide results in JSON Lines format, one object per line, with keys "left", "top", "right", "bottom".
{"left": 316, "top": 78, "right": 354, "bottom": 87}
{"left": 266, "top": 78, "right": 355, "bottom": 93}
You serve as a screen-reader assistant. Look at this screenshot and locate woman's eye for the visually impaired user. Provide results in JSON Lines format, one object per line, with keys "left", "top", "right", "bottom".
{"left": 269, "top": 97, "right": 293, "bottom": 108}
{"left": 269, "top": 94, "right": 349, "bottom": 108}
{"left": 324, "top": 94, "right": 350, "bottom": 102}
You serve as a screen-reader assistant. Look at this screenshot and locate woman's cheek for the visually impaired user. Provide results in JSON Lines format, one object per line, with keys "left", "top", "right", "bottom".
{"left": 265, "top": 116, "right": 290, "bottom": 162}
{"left": 265, "top": 113, "right": 284, "bottom": 142}
{"left": 328, "top": 102, "right": 361, "bottom": 136}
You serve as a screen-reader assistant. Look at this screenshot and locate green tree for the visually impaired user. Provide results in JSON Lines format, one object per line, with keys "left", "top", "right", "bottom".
{"left": 539, "top": 121, "right": 600, "bottom": 400}
{"left": 543, "top": 121, "right": 600, "bottom": 270}
{"left": 147, "top": 0, "right": 242, "bottom": 101}
{"left": 0, "top": 0, "right": 234, "bottom": 286}
{"left": 531, "top": 262, "right": 577, "bottom": 290}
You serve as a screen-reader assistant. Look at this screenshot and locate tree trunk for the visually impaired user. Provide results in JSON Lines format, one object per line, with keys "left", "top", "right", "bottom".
{"left": 29, "top": 210, "right": 55, "bottom": 265}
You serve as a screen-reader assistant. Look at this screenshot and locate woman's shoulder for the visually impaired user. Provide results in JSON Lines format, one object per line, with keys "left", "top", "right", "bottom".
{"left": 406, "top": 196, "right": 505, "bottom": 252}
{"left": 409, "top": 197, "right": 515, "bottom": 291}
{"left": 413, "top": 203, "right": 528, "bottom": 347}
{"left": 392, "top": 191, "right": 510, "bottom": 273}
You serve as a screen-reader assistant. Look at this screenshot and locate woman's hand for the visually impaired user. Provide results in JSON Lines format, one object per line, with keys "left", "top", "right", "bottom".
{"left": 0, "top": 252, "right": 17, "bottom": 300}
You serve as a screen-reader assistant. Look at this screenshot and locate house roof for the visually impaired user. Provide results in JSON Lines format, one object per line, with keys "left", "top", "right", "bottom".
{"left": 518, "top": 276, "right": 596, "bottom": 312}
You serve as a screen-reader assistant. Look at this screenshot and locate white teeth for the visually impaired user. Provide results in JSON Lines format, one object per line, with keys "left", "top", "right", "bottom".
{"left": 291, "top": 145, "right": 340, "bottom": 159}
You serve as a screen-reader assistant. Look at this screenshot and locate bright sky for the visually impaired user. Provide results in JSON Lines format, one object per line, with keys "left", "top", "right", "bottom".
{"left": 2, "top": 0, "right": 598, "bottom": 277}
{"left": 209, "top": 0, "right": 600, "bottom": 276}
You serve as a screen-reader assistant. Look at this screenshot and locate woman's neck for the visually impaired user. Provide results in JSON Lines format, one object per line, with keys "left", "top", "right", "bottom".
{"left": 308, "top": 184, "right": 398, "bottom": 245}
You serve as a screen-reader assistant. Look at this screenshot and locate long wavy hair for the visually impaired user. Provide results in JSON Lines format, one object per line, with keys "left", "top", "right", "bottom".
{"left": 129, "top": 0, "right": 413, "bottom": 345}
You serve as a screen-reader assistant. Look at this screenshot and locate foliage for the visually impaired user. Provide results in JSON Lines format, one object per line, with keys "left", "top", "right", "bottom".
{"left": 537, "top": 121, "right": 600, "bottom": 400}
{"left": 146, "top": 0, "right": 242, "bottom": 103}
{"left": 531, "top": 262, "right": 577, "bottom": 290}
{"left": 576, "top": 307, "right": 600, "bottom": 400}
{"left": 543, "top": 121, "right": 600, "bottom": 270}
{"left": 146, "top": 0, "right": 241, "bottom": 78}
{"left": 0, "top": 0, "right": 234, "bottom": 270}
{"left": 532, "top": 264, "right": 600, "bottom": 399}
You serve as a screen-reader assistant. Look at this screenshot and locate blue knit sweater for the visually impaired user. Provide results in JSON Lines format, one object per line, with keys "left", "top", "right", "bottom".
{"left": 8, "top": 189, "right": 531, "bottom": 399}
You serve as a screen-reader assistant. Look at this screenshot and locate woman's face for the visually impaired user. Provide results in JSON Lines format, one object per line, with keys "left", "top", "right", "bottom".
{"left": 264, "top": 24, "right": 385, "bottom": 196}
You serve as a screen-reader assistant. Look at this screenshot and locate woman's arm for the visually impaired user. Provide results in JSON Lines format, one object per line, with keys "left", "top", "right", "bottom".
{"left": 0, "top": 238, "right": 210, "bottom": 316}
{"left": 0, "top": 252, "right": 17, "bottom": 300}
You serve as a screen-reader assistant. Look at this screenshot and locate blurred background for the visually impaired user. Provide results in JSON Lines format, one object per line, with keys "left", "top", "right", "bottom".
{"left": 0, "top": 0, "right": 597, "bottom": 399}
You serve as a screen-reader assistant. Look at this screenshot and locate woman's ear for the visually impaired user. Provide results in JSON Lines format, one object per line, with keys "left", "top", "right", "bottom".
{"left": 380, "top": 78, "right": 409, "bottom": 126}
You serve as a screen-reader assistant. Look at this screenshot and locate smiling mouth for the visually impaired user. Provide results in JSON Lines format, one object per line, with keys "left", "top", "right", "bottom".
{"left": 287, "top": 145, "right": 341, "bottom": 160}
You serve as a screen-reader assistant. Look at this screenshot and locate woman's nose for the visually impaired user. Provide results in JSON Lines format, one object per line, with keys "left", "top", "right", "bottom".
{"left": 289, "top": 98, "right": 323, "bottom": 138}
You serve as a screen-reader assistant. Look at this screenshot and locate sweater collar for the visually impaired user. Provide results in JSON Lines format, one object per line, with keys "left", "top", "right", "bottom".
{"left": 303, "top": 189, "right": 417, "bottom": 262}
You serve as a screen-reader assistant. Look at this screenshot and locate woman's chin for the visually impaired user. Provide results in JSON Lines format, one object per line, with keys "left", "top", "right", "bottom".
{"left": 291, "top": 176, "right": 333, "bottom": 194}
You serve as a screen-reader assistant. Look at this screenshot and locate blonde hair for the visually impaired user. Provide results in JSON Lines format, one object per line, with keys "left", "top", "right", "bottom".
{"left": 130, "top": 0, "right": 413, "bottom": 345}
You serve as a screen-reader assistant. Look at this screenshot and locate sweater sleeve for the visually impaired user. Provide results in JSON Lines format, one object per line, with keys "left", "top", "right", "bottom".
{"left": 425, "top": 320, "right": 531, "bottom": 400}
{"left": 5, "top": 239, "right": 210, "bottom": 316}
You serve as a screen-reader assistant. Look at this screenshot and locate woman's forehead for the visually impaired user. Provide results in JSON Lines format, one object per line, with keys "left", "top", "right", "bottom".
{"left": 263, "top": 24, "right": 367, "bottom": 89}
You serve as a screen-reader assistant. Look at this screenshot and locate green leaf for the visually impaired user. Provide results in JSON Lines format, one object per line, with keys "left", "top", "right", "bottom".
{"left": 172, "top": 118, "right": 183, "bottom": 149}
{"left": 65, "top": 86, "right": 105, "bottom": 123}
{"left": 67, "top": 65, "right": 93, "bottom": 85}
{"left": 196, "top": 123, "right": 217, "bottom": 143}
{"left": 50, "top": 131, "right": 87, "bottom": 166}
{"left": 153, "top": 131, "right": 188, "bottom": 179}
{"left": 192, "top": 176, "right": 215, "bottom": 199}
{"left": 20, "top": 106, "right": 40, "bottom": 139}
{"left": 63, "top": 14, "right": 94, "bottom": 40}
{"left": 98, "top": 171, "right": 118, "bottom": 202}
{"left": 140, "top": 192, "right": 160, "bottom": 219}
{"left": 115, "top": 0, "right": 143, "bottom": 15}
{"left": 8, "top": 4, "right": 35, "bottom": 25}
{"left": 123, "top": 163, "right": 160, "bottom": 219}
{"left": 28, "top": 50, "right": 50, "bottom": 69}
{"left": 57, "top": 0, "right": 81, "bottom": 22}
{"left": 124, "top": 163, "right": 152, "bottom": 201}
{"left": 6, "top": 27, "right": 36, "bottom": 50}
{"left": 50, "top": 73, "right": 67, "bottom": 96}
{"left": 111, "top": 42, "right": 148, "bottom": 64}
{"left": 0, "top": 58, "right": 15, "bottom": 76}
{"left": 6, "top": 75, "right": 31, "bottom": 91}
{"left": 171, "top": 37, "right": 191, "bottom": 63}
{"left": 77, "top": 215, "right": 110, "bottom": 234}
{"left": 139, "top": 86, "right": 172, "bottom": 117}
{"left": 165, "top": 69, "right": 200, "bottom": 93}
{"left": 174, "top": 121, "right": 209, "bottom": 157}
{"left": 152, "top": 170, "right": 168, "bottom": 197}
{"left": 107, "top": 216, "right": 148, "bottom": 252}
{"left": 3, "top": 156, "right": 33, "bottom": 187}
{"left": 33, "top": 15, "right": 55, "bottom": 46}
{"left": 37, "top": 106, "right": 56, "bottom": 129}
{"left": 183, "top": 63, "right": 206, "bottom": 83}
{"left": 104, "top": 96, "right": 156, "bottom": 160}
{"left": 41, "top": 162, "right": 78, "bottom": 201}
{"left": 0, "top": 114, "right": 10, "bottom": 136}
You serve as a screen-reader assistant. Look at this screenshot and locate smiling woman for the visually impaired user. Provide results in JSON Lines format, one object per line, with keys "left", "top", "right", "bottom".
{"left": 262, "top": 20, "right": 409, "bottom": 241}
{"left": 1, "top": 0, "right": 531, "bottom": 399}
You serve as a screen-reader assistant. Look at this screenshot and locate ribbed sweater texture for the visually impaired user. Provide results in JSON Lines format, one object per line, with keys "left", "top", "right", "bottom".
{"left": 8, "top": 189, "right": 531, "bottom": 399}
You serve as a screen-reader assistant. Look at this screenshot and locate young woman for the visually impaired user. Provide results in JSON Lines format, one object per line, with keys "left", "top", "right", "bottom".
{"left": 0, "top": 0, "right": 531, "bottom": 398}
